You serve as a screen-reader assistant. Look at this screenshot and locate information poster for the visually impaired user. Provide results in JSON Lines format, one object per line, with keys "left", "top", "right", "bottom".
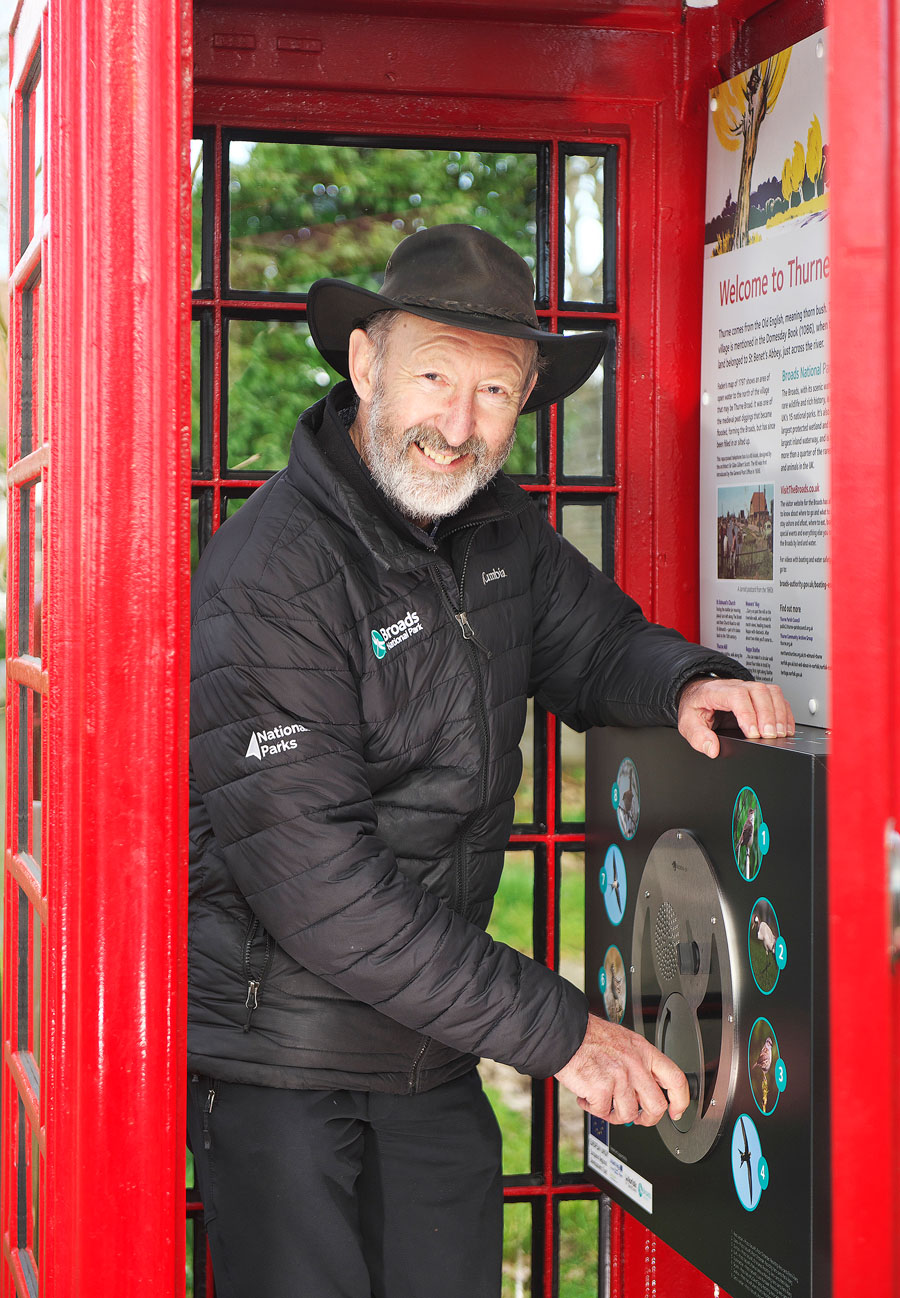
{"left": 700, "top": 30, "right": 830, "bottom": 726}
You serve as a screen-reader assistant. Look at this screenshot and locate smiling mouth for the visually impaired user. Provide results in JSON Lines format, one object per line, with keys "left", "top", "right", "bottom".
{"left": 413, "top": 438, "right": 469, "bottom": 468}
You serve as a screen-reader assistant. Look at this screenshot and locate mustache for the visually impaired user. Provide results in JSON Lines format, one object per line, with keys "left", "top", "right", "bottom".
{"left": 400, "top": 424, "right": 487, "bottom": 463}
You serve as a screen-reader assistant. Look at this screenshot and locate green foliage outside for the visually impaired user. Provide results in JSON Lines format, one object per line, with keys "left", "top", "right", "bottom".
{"left": 193, "top": 140, "right": 545, "bottom": 477}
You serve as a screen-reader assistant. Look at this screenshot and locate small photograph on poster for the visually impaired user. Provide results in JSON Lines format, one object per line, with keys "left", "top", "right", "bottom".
{"left": 705, "top": 35, "right": 828, "bottom": 258}
{"left": 716, "top": 484, "right": 774, "bottom": 581}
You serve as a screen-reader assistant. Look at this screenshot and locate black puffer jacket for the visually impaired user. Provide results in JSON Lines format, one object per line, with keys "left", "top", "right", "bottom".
{"left": 188, "top": 384, "right": 749, "bottom": 1093}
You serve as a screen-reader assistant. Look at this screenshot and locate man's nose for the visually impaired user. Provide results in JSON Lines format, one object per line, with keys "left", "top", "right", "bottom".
{"left": 438, "top": 390, "right": 477, "bottom": 446}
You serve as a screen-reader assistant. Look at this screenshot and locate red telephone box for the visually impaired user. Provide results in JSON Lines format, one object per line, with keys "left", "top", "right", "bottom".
{"left": 1, "top": 0, "right": 897, "bottom": 1295}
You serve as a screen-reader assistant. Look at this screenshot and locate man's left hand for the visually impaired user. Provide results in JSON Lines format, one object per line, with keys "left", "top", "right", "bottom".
{"left": 677, "top": 678, "right": 795, "bottom": 758}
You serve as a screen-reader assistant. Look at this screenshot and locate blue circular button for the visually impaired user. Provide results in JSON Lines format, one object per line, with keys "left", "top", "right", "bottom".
{"left": 599, "top": 868, "right": 607, "bottom": 892}
{"left": 775, "top": 1058, "right": 787, "bottom": 1092}
{"left": 758, "top": 1157, "right": 769, "bottom": 1190}
{"left": 758, "top": 822, "right": 770, "bottom": 855}
{"left": 611, "top": 782, "right": 619, "bottom": 808}
{"left": 599, "top": 966, "right": 607, "bottom": 993}
{"left": 775, "top": 937, "right": 787, "bottom": 970}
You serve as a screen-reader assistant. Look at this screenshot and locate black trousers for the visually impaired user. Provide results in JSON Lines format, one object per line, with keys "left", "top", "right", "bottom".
{"left": 187, "top": 1069, "right": 504, "bottom": 1298}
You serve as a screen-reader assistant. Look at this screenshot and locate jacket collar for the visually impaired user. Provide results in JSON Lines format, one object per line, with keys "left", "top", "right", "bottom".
{"left": 286, "top": 382, "right": 528, "bottom": 572}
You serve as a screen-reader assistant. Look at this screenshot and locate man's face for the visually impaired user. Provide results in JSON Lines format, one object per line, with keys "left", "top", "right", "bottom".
{"left": 354, "top": 313, "right": 535, "bottom": 524}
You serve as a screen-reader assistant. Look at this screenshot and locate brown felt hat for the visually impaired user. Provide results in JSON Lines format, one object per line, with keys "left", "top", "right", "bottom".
{"left": 306, "top": 224, "right": 607, "bottom": 414}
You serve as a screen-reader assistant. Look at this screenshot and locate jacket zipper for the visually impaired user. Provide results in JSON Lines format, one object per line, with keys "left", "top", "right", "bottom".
{"left": 409, "top": 532, "right": 493, "bottom": 1094}
{"left": 241, "top": 916, "right": 273, "bottom": 1031}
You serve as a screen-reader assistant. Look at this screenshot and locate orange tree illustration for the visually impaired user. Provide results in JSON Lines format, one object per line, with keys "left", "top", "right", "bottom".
{"left": 713, "top": 49, "right": 792, "bottom": 248}
{"left": 806, "top": 114, "right": 825, "bottom": 196}
{"left": 788, "top": 140, "right": 805, "bottom": 205}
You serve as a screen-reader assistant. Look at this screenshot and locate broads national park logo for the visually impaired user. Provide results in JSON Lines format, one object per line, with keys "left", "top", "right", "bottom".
{"left": 245, "top": 722, "right": 309, "bottom": 760}
{"left": 371, "top": 610, "right": 423, "bottom": 659}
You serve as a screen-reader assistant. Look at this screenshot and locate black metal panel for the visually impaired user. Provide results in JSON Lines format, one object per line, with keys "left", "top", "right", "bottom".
{"left": 584, "top": 725, "right": 829, "bottom": 1298}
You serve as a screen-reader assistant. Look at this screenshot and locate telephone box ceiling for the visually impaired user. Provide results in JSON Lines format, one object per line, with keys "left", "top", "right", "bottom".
{"left": 196, "top": 0, "right": 781, "bottom": 29}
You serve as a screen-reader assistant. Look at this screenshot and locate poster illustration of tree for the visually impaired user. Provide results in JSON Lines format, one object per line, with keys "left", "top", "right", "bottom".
{"left": 705, "top": 33, "right": 828, "bottom": 258}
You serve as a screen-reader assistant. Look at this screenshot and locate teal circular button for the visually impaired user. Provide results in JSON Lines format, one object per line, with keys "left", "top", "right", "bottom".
{"left": 599, "top": 967, "right": 607, "bottom": 993}
{"left": 599, "top": 868, "right": 608, "bottom": 893}
{"left": 611, "top": 782, "right": 619, "bottom": 808}
{"left": 775, "top": 936, "right": 787, "bottom": 970}
{"left": 758, "top": 1157, "right": 769, "bottom": 1190}
{"left": 775, "top": 1058, "right": 787, "bottom": 1092}
{"left": 758, "top": 822, "right": 770, "bottom": 855}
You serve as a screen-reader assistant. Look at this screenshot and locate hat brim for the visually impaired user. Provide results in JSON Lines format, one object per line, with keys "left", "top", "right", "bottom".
{"left": 306, "top": 279, "right": 607, "bottom": 415}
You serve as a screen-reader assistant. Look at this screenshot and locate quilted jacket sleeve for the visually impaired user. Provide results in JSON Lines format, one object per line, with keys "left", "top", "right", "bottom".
{"left": 191, "top": 577, "right": 588, "bottom": 1080}
{"left": 526, "top": 513, "right": 752, "bottom": 730}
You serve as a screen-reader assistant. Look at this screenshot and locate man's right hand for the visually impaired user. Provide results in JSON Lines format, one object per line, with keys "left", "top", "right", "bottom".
{"left": 555, "top": 1013, "right": 689, "bottom": 1127}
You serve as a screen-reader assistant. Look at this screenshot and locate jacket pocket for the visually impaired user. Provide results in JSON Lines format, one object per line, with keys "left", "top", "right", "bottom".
{"left": 240, "top": 915, "right": 273, "bottom": 1031}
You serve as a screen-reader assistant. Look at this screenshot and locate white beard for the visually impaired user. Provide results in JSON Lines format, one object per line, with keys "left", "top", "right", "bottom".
{"left": 360, "top": 382, "right": 517, "bottom": 523}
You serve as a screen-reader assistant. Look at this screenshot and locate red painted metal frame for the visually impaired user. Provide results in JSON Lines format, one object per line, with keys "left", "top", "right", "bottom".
{"left": 2, "top": 1, "right": 193, "bottom": 1295}
{"left": 828, "top": 0, "right": 900, "bottom": 1294}
{"left": 3, "top": 4, "right": 49, "bottom": 1293}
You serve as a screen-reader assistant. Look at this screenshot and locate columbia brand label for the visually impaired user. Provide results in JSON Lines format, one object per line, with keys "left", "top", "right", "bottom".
{"left": 371, "top": 610, "right": 423, "bottom": 657}
{"left": 482, "top": 567, "right": 507, "bottom": 585}
{"left": 245, "top": 722, "right": 309, "bottom": 760}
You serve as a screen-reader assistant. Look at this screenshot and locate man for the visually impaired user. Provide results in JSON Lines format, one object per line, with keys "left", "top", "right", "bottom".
{"left": 188, "top": 224, "right": 793, "bottom": 1298}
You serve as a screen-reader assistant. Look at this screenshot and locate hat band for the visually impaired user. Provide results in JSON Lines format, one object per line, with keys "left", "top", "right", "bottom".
{"left": 387, "top": 292, "right": 538, "bottom": 329}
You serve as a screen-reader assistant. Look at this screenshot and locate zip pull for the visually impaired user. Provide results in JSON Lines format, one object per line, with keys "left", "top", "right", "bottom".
{"left": 243, "top": 978, "right": 260, "bottom": 1031}
{"left": 455, "top": 611, "right": 493, "bottom": 658}
{"left": 202, "top": 1085, "right": 216, "bottom": 1151}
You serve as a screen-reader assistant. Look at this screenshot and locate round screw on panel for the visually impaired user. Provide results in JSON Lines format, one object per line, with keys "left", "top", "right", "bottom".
{"left": 630, "top": 965, "right": 635, "bottom": 974}
{"left": 728, "top": 1014, "right": 734, "bottom": 1024}
{"left": 711, "top": 1098, "right": 717, "bottom": 1107}
{"left": 676, "top": 832, "right": 683, "bottom": 841}
{"left": 675, "top": 1148, "right": 681, "bottom": 1156}
{"left": 711, "top": 917, "right": 717, "bottom": 925}
{"left": 645, "top": 890, "right": 651, "bottom": 898}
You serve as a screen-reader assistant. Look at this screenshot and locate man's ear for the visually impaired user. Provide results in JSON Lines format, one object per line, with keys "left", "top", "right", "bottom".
{"left": 348, "top": 327, "right": 376, "bottom": 403}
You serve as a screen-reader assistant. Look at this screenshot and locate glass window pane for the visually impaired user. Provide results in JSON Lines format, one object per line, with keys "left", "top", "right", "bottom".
{"left": 31, "top": 1119, "right": 40, "bottom": 1263}
{"left": 560, "top": 502, "right": 607, "bottom": 574}
{"left": 505, "top": 409, "right": 538, "bottom": 477}
{"left": 33, "top": 480, "right": 43, "bottom": 639}
{"left": 30, "top": 904, "right": 41, "bottom": 1066}
{"left": 18, "top": 487, "right": 31, "bottom": 656}
{"left": 514, "top": 697, "right": 535, "bottom": 825}
{"left": 190, "top": 496, "right": 204, "bottom": 572}
{"left": 191, "top": 319, "right": 202, "bottom": 466}
{"left": 191, "top": 139, "right": 204, "bottom": 291}
{"left": 226, "top": 319, "right": 341, "bottom": 473}
{"left": 21, "top": 59, "right": 44, "bottom": 249}
{"left": 563, "top": 154, "right": 605, "bottom": 303}
{"left": 36, "top": 278, "right": 46, "bottom": 446}
{"left": 558, "top": 1198, "right": 599, "bottom": 1296}
{"left": 32, "top": 692, "right": 41, "bottom": 861}
{"left": 558, "top": 850, "right": 586, "bottom": 1173}
{"left": 32, "top": 68, "right": 44, "bottom": 225}
{"left": 481, "top": 849, "right": 535, "bottom": 1175}
{"left": 228, "top": 141, "right": 538, "bottom": 294}
{"left": 502, "top": 1201, "right": 533, "bottom": 1298}
{"left": 21, "top": 285, "right": 35, "bottom": 457}
{"left": 559, "top": 723, "right": 586, "bottom": 824}
{"left": 224, "top": 493, "right": 251, "bottom": 519}
{"left": 561, "top": 330, "right": 609, "bottom": 478}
